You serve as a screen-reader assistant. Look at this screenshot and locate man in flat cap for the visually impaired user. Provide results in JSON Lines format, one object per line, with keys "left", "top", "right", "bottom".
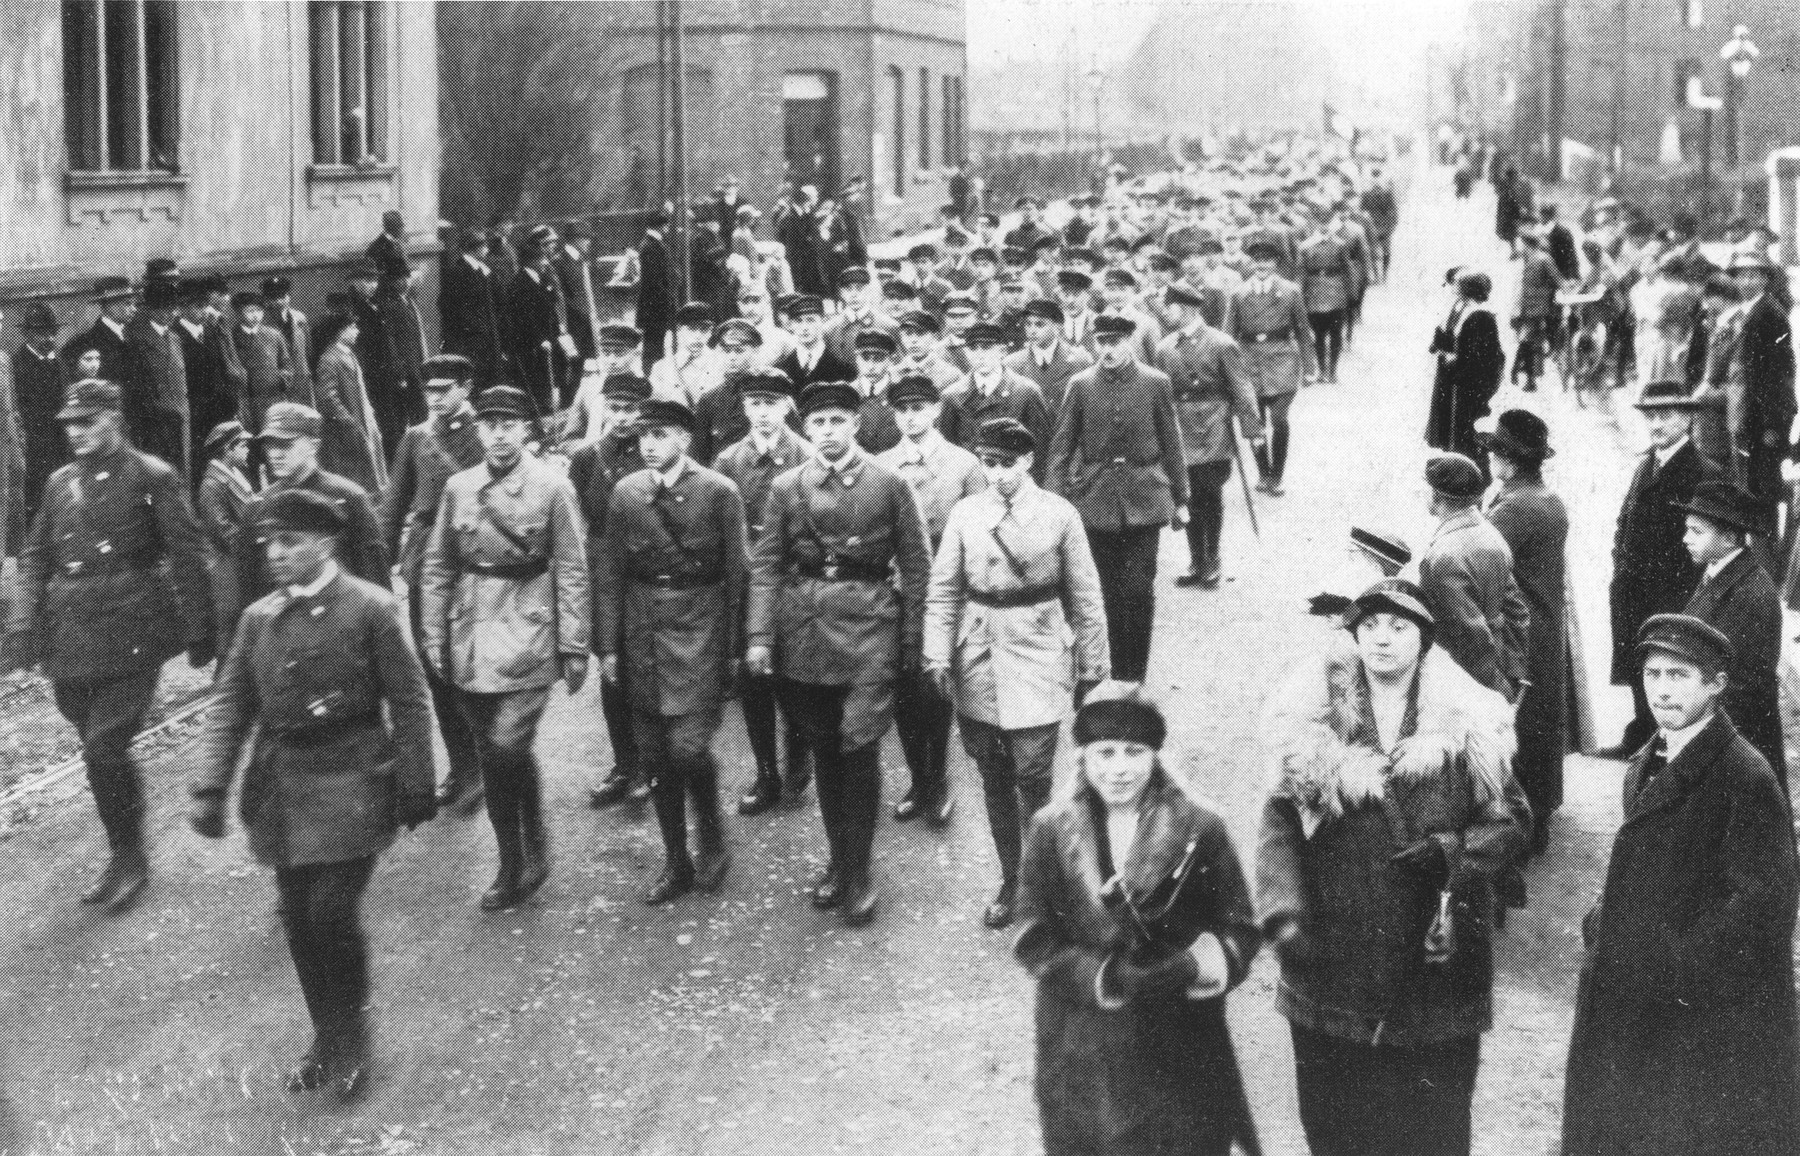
{"left": 844, "top": 328, "right": 905, "bottom": 454}
{"left": 439, "top": 226, "right": 507, "bottom": 383}
{"left": 1054, "top": 269, "right": 1100, "bottom": 355}
{"left": 191, "top": 487, "right": 435, "bottom": 1103}
{"left": 5, "top": 379, "right": 214, "bottom": 910}
{"left": 940, "top": 323, "right": 1054, "bottom": 477}
{"left": 1564, "top": 613, "right": 1799, "bottom": 1156}
{"left": 1226, "top": 239, "right": 1313, "bottom": 497}
{"left": 381, "top": 356, "right": 488, "bottom": 814}
{"left": 1156, "top": 282, "right": 1262, "bottom": 588}
{"left": 823, "top": 267, "right": 900, "bottom": 367}
{"left": 1097, "top": 266, "right": 1163, "bottom": 364}
{"left": 746, "top": 379, "right": 932, "bottom": 926}
{"left": 713, "top": 372, "right": 814, "bottom": 815}
{"left": 1004, "top": 298, "right": 1093, "bottom": 417}
{"left": 595, "top": 396, "right": 749, "bottom": 903}
{"left": 566, "top": 324, "right": 646, "bottom": 447}
{"left": 1676, "top": 481, "right": 1786, "bottom": 791}
{"left": 1600, "top": 382, "right": 1714, "bottom": 757}
{"left": 692, "top": 319, "right": 787, "bottom": 465}
{"left": 772, "top": 295, "right": 857, "bottom": 392}
{"left": 925, "top": 417, "right": 1108, "bottom": 928}
{"left": 236, "top": 402, "right": 389, "bottom": 618}
{"left": 1418, "top": 453, "right": 1530, "bottom": 699}
{"left": 421, "top": 385, "right": 590, "bottom": 910}
{"left": 877, "top": 373, "right": 985, "bottom": 827}
{"left": 894, "top": 310, "right": 962, "bottom": 395}
{"left": 1048, "top": 312, "right": 1188, "bottom": 683}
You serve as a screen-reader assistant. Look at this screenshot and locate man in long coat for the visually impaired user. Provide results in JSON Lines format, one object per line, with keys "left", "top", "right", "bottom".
{"left": 1481, "top": 410, "right": 1569, "bottom": 852}
{"left": 123, "top": 279, "right": 191, "bottom": 478}
{"left": 1564, "top": 614, "right": 1799, "bottom": 1156}
{"left": 638, "top": 210, "right": 677, "bottom": 373}
{"left": 440, "top": 227, "right": 506, "bottom": 383}
{"left": 66, "top": 277, "right": 133, "bottom": 385}
{"left": 1729, "top": 250, "right": 1796, "bottom": 569}
{"left": 1417, "top": 453, "right": 1530, "bottom": 699}
{"left": 1426, "top": 271, "right": 1505, "bottom": 465}
{"left": 1601, "top": 383, "right": 1712, "bottom": 756}
{"left": 14, "top": 304, "right": 69, "bottom": 524}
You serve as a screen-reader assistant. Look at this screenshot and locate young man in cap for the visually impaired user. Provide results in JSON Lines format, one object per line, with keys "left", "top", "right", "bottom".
{"left": 1097, "top": 266, "right": 1163, "bottom": 362}
{"left": 1564, "top": 613, "right": 1799, "bottom": 1156}
{"left": 420, "top": 385, "right": 591, "bottom": 910}
{"left": 1048, "top": 313, "right": 1187, "bottom": 683}
{"left": 877, "top": 373, "right": 986, "bottom": 826}
{"left": 993, "top": 278, "right": 1034, "bottom": 351}
{"left": 1054, "top": 269, "right": 1100, "bottom": 355}
{"left": 847, "top": 329, "right": 905, "bottom": 453}
{"left": 381, "top": 355, "right": 488, "bottom": 814}
{"left": 745, "top": 379, "right": 932, "bottom": 926}
{"left": 1156, "top": 282, "right": 1262, "bottom": 588}
{"left": 967, "top": 249, "right": 1005, "bottom": 320}
{"left": 569, "top": 373, "right": 655, "bottom": 809}
{"left": 4, "top": 379, "right": 214, "bottom": 909}
{"left": 1004, "top": 298, "right": 1093, "bottom": 417}
{"left": 196, "top": 420, "right": 254, "bottom": 662}
{"left": 940, "top": 322, "right": 1054, "bottom": 478}
{"left": 1226, "top": 240, "right": 1314, "bottom": 496}
{"left": 772, "top": 295, "right": 857, "bottom": 390}
{"left": 566, "top": 324, "right": 645, "bottom": 447}
{"left": 1676, "top": 481, "right": 1786, "bottom": 791}
{"left": 191, "top": 487, "right": 435, "bottom": 1103}
{"left": 1028, "top": 238, "right": 1064, "bottom": 301}
{"left": 734, "top": 282, "right": 795, "bottom": 366}
{"left": 262, "top": 276, "right": 313, "bottom": 409}
{"left": 123, "top": 276, "right": 192, "bottom": 479}
{"left": 648, "top": 302, "right": 721, "bottom": 409}
{"left": 68, "top": 276, "right": 134, "bottom": 385}
{"left": 1418, "top": 453, "right": 1530, "bottom": 699}
{"left": 1601, "top": 382, "right": 1714, "bottom": 757}
{"left": 14, "top": 302, "right": 68, "bottom": 522}
{"left": 906, "top": 243, "right": 954, "bottom": 314}
{"left": 236, "top": 402, "right": 389, "bottom": 612}
{"left": 509, "top": 226, "right": 575, "bottom": 416}
{"left": 595, "top": 396, "right": 750, "bottom": 903}
{"left": 691, "top": 318, "right": 777, "bottom": 465}
{"left": 1481, "top": 409, "right": 1570, "bottom": 852}
{"left": 925, "top": 417, "right": 1108, "bottom": 927}
{"left": 1004, "top": 197, "right": 1053, "bottom": 255}
{"left": 440, "top": 225, "right": 506, "bottom": 383}
{"left": 895, "top": 310, "right": 961, "bottom": 393}
{"left": 713, "top": 371, "right": 813, "bottom": 815}
{"left": 939, "top": 292, "right": 980, "bottom": 376}
{"left": 824, "top": 267, "right": 900, "bottom": 366}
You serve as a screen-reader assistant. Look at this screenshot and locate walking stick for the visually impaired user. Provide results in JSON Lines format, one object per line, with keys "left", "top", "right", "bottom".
{"left": 1230, "top": 417, "right": 1262, "bottom": 541}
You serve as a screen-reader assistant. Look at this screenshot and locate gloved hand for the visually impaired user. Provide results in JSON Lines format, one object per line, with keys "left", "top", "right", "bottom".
{"left": 1390, "top": 835, "right": 1452, "bottom": 884}
{"left": 396, "top": 793, "right": 438, "bottom": 831}
{"left": 1109, "top": 950, "right": 1200, "bottom": 1003}
{"left": 186, "top": 640, "right": 218, "bottom": 669}
{"left": 190, "top": 793, "right": 226, "bottom": 839}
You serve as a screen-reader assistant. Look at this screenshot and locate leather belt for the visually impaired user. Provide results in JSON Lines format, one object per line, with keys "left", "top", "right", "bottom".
{"left": 969, "top": 585, "right": 1059, "bottom": 609}
{"left": 272, "top": 710, "right": 381, "bottom": 748}
{"left": 791, "top": 558, "right": 891, "bottom": 583}
{"left": 464, "top": 559, "right": 549, "bottom": 580}
{"left": 629, "top": 572, "right": 722, "bottom": 590}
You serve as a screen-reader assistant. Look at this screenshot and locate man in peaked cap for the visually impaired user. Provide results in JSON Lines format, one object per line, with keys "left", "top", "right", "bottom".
{"left": 1417, "top": 453, "right": 1530, "bottom": 699}
{"left": 5, "top": 378, "right": 214, "bottom": 910}
{"left": 895, "top": 309, "right": 962, "bottom": 394}
{"left": 690, "top": 318, "right": 786, "bottom": 465}
{"left": 772, "top": 295, "right": 857, "bottom": 391}
{"left": 1226, "top": 236, "right": 1313, "bottom": 497}
{"left": 1676, "top": 481, "right": 1786, "bottom": 789}
{"left": 1005, "top": 296, "right": 1094, "bottom": 417}
{"left": 940, "top": 322, "right": 1054, "bottom": 476}
{"left": 745, "top": 377, "right": 932, "bottom": 926}
{"left": 509, "top": 225, "right": 576, "bottom": 414}
{"left": 823, "top": 266, "right": 900, "bottom": 366}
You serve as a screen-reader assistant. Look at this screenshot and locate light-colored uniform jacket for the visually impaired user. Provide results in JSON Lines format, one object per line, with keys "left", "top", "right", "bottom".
{"left": 924, "top": 483, "right": 1109, "bottom": 729}
{"left": 420, "top": 455, "right": 590, "bottom": 693}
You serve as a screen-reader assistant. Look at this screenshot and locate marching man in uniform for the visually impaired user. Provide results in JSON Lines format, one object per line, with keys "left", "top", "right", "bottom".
{"left": 746, "top": 380, "right": 932, "bottom": 926}
{"left": 924, "top": 418, "right": 1108, "bottom": 929}
{"left": 421, "top": 385, "right": 591, "bottom": 912}
{"left": 1226, "top": 239, "right": 1314, "bottom": 497}
{"left": 190, "top": 489, "right": 436, "bottom": 1102}
{"left": 595, "top": 397, "right": 751, "bottom": 904}
{"left": 4, "top": 379, "right": 214, "bottom": 910}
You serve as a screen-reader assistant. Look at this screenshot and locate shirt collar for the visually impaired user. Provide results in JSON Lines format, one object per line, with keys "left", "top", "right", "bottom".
{"left": 819, "top": 444, "right": 864, "bottom": 480}
{"left": 1652, "top": 435, "right": 1689, "bottom": 468}
{"left": 899, "top": 429, "right": 942, "bottom": 463}
{"left": 288, "top": 559, "right": 340, "bottom": 600}
{"left": 102, "top": 318, "right": 125, "bottom": 339}
{"left": 972, "top": 366, "right": 1004, "bottom": 393}
{"left": 749, "top": 428, "right": 785, "bottom": 458}
{"left": 1657, "top": 709, "right": 1714, "bottom": 765}
{"left": 1704, "top": 547, "right": 1744, "bottom": 582}
{"left": 654, "top": 455, "right": 689, "bottom": 489}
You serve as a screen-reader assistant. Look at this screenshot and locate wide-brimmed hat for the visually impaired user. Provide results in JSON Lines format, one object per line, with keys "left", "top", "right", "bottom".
{"left": 1633, "top": 380, "right": 1707, "bottom": 411}
{"left": 1672, "top": 480, "right": 1771, "bottom": 536}
{"left": 93, "top": 276, "right": 134, "bottom": 303}
{"left": 1477, "top": 408, "right": 1554, "bottom": 462}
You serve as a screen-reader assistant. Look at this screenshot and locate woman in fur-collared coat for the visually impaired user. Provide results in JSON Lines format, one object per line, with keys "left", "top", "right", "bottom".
{"left": 1257, "top": 579, "right": 1529, "bottom": 1156}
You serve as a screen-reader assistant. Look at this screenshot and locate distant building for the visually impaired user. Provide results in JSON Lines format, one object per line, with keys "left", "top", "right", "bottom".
{"left": 0, "top": 1, "right": 441, "bottom": 352}
{"left": 1120, "top": 1, "right": 1335, "bottom": 134}
{"left": 439, "top": 0, "right": 969, "bottom": 239}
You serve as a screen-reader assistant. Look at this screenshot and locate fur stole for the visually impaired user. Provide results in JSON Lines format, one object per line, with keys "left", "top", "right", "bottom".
{"left": 1261, "top": 639, "right": 1516, "bottom": 837}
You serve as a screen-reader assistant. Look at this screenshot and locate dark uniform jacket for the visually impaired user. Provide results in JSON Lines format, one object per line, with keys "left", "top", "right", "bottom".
{"left": 380, "top": 404, "right": 484, "bottom": 583}
{"left": 1154, "top": 322, "right": 1258, "bottom": 466}
{"left": 10, "top": 444, "right": 212, "bottom": 682}
{"left": 853, "top": 385, "right": 903, "bottom": 455}
{"left": 596, "top": 460, "right": 750, "bottom": 717}
{"left": 1047, "top": 361, "right": 1188, "bottom": 532}
{"left": 771, "top": 345, "right": 857, "bottom": 391}
{"left": 123, "top": 315, "right": 190, "bottom": 477}
{"left": 237, "top": 466, "right": 390, "bottom": 611}
{"left": 938, "top": 369, "right": 1054, "bottom": 480}
{"left": 1225, "top": 277, "right": 1314, "bottom": 398}
{"left": 1684, "top": 548, "right": 1785, "bottom": 783}
{"left": 712, "top": 424, "right": 812, "bottom": 539}
{"left": 1564, "top": 711, "right": 1799, "bottom": 1156}
{"left": 1609, "top": 441, "right": 1708, "bottom": 683}
{"left": 690, "top": 374, "right": 803, "bottom": 466}
{"left": 194, "top": 569, "right": 436, "bottom": 868}
{"left": 822, "top": 309, "right": 902, "bottom": 367}
{"left": 569, "top": 429, "right": 645, "bottom": 655}
{"left": 1487, "top": 475, "right": 1569, "bottom": 815}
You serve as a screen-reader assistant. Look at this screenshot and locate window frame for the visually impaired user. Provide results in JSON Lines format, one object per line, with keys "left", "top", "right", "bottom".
{"left": 308, "top": 0, "right": 394, "bottom": 172}
{"left": 62, "top": 0, "right": 182, "bottom": 178}
{"left": 889, "top": 65, "right": 906, "bottom": 198}
{"left": 918, "top": 66, "right": 931, "bottom": 172}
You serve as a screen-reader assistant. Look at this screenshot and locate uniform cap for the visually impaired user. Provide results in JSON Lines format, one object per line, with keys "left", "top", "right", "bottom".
{"left": 601, "top": 373, "right": 652, "bottom": 401}
{"left": 1635, "top": 613, "right": 1734, "bottom": 672}
{"left": 1032, "top": 236, "right": 1063, "bottom": 254}
{"left": 941, "top": 292, "right": 977, "bottom": 315}
{"left": 711, "top": 318, "right": 762, "bottom": 348}
{"left": 898, "top": 309, "right": 943, "bottom": 334}
{"left": 1424, "top": 453, "right": 1485, "bottom": 502}
{"left": 1164, "top": 283, "right": 1209, "bottom": 310}
{"left": 799, "top": 380, "right": 863, "bottom": 416}
{"left": 784, "top": 294, "right": 826, "bottom": 318}
{"left": 673, "top": 301, "right": 715, "bottom": 328}
{"left": 57, "top": 378, "right": 123, "bottom": 420}
{"left": 975, "top": 417, "right": 1036, "bottom": 459}
{"left": 1056, "top": 268, "right": 1093, "bottom": 292}
{"left": 1072, "top": 684, "right": 1167, "bottom": 749}
{"left": 1244, "top": 239, "right": 1283, "bottom": 261}
{"left": 1728, "top": 248, "right": 1774, "bottom": 274}
{"left": 257, "top": 402, "right": 324, "bottom": 441}
{"left": 1103, "top": 267, "right": 1139, "bottom": 288}
{"left": 1477, "top": 408, "right": 1554, "bottom": 462}
{"left": 634, "top": 396, "right": 694, "bottom": 432}
{"left": 883, "top": 280, "right": 919, "bottom": 301}
{"left": 1146, "top": 251, "right": 1181, "bottom": 272}
{"left": 838, "top": 266, "right": 872, "bottom": 287}
{"left": 93, "top": 276, "right": 134, "bottom": 302}
{"left": 261, "top": 275, "right": 292, "bottom": 298}
{"left": 1022, "top": 298, "right": 1064, "bottom": 325}
{"left": 1343, "top": 578, "right": 1436, "bottom": 633}
{"left": 1001, "top": 246, "right": 1029, "bottom": 265}
{"left": 257, "top": 488, "right": 349, "bottom": 535}
{"left": 1350, "top": 526, "right": 1411, "bottom": 575}
{"left": 853, "top": 329, "right": 899, "bottom": 356}
{"left": 421, "top": 354, "right": 476, "bottom": 386}
{"left": 907, "top": 242, "right": 939, "bottom": 260}
{"left": 22, "top": 302, "right": 62, "bottom": 332}
{"left": 1093, "top": 314, "right": 1138, "bottom": 339}
{"left": 1066, "top": 246, "right": 1100, "bottom": 266}
{"left": 739, "top": 370, "right": 796, "bottom": 400}
{"left": 472, "top": 385, "right": 536, "bottom": 419}
{"left": 962, "top": 322, "right": 1006, "bottom": 347}
{"left": 1672, "top": 480, "right": 1771, "bottom": 536}
{"left": 598, "top": 323, "right": 643, "bottom": 349}
{"left": 203, "top": 419, "right": 247, "bottom": 454}
{"left": 885, "top": 374, "right": 941, "bottom": 406}
{"left": 230, "top": 290, "right": 266, "bottom": 311}
{"left": 969, "top": 246, "right": 998, "bottom": 264}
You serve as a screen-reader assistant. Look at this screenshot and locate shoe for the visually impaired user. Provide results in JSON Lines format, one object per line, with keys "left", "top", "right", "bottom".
{"left": 479, "top": 866, "right": 523, "bottom": 912}
{"left": 839, "top": 868, "right": 878, "bottom": 927}
{"left": 924, "top": 790, "right": 954, "bottom": 829}
{"left": 892, "top": 788, "right": 921, "bottom": 823}
{"left": 694, "top": 845, "right": 732, "bottom": 893}
{"left": 810, "top": 864, "right": 841, "bottom": 910}
{"left": 82, "top": 849, "right": 147, "bottom": 912}
{"left": 1175, "top": 571, "right": 1206, "bottom": 588}
{"left": 642, "top": 863, "right": 695, "bottom": 905}
{"left": 588, "top": 769, "right": 635, "bottom": 809}
{"left": 784, "top": 752, "right": 812, "bottom": 800}
{"left": 285, "top": 1045, "right": 326, "bottom": 1094}
{"left": 326, "top": 1022, "right": 371, "bottom": 1104}
{"left": 516, "top": 855, "right": 549, "bottom": 901}
{"left": 1198, "top": 560, "right": 1222, "bottom": 589}
{"left": 983, "top": 882, "right": 1017, "bottom": 930}
{"left": 627, "top": 777, "right": 654, "bottom": 804}
{"left": 737, "top": 776, "right": 781, "bottom": 816}
{"left": 1264, "top": 480, "right": 1285, "bottom": 497}
{"left": 80, "top": 856, "right": 127, "bottom": 906}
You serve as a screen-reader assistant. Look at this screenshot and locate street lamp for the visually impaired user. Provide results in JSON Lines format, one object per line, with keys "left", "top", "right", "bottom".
{"left": 1720, "top": 25, "right": 1758, "bottom": 178}
{"left": 1086, "top": 61, "right": 1105, "bottom": 172}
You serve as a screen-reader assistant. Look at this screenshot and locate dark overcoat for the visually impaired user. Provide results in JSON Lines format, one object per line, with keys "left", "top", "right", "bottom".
{"left": 1737, "top": 295, "right": 1796, "bottom": 503}
{"left": 1487, "top": 474, "right": 1569, "bottom": 816}
{"left": 1563, "top": 711, "right": 1799, "bottom": 1156}
{"left": 124, "top": 316, "right": 190, "bottom": 478}
{"left": 1015, "top": 772, "right": 1260, "bottom": 1156}
{"left": 938, "top": 369, "right": 1054, "bottom": 480}
{"left": 1425, "top": 306, "right": 1504, "bottom": 460}
{"left": 1684, "top": 548, "right": 1786, "bottom": 788}
{"left": 1609, "top": 441, "right": 1708, "bottom": 683}
{"left": 438, "top": 254, "right": 505, "bottom": 381}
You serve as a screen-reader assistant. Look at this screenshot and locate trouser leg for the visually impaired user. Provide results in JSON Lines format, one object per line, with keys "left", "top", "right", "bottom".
{"left": 893, "top": 670, "right": 948, "bottom": 799}
{"left": 599, "top": 666, "right": 641, "bottom": 781}
{"left": 54, "top": 670, "right": 160, "bottom": 856}
{"left": 276, "top": 857, "right": 376, "bottom": 1056}
{"left": 1259, "top": 393, "right": 1293, "bottom": 484}
{"left": 409, "top": 589, "right": 480, "bottom": 791}
{"left": 1186, "top": 461, "right": 1230, "bottom": 572}
{"left": 466, "top": 688, "right": 552, "bottom": 880}
{"left": 635, "top": 710, "right": 692, "bottom": 871}
{"left": 737, "top": 666, "right": 780, "bottom": 783}
{"left": 1091, "top": 526, "right": 1160, "bottom": 682}
{"left": 778, "top": 679, "right": 848, "bottom": 868}
{"left": 838, "top": 742, "right": 882, "bottom": 875}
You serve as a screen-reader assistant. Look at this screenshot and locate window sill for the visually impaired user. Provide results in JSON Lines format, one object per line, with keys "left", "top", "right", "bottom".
{"left": 64, "top": 170, "right": 188, "bottom": 226}
{"left": 306, "top": 162, "right": 397, "bottom": 210}
{"left": 65, "top": 169, "right": 189, "bottom": 191}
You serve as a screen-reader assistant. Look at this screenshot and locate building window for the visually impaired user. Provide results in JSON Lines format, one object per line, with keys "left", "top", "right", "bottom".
{"left": 309, "top": 0, "right": 391, "bottom": 167}
{"left": 62, "top": 0, "right": 180, "bottom": 173}
{"left": 918, "top": 68, "right": 931, "bottom": 171}
{"left": 1682, "top": 0, "right": 1703, "bottom": 29}
{"left": 889, "top": 66, "right": 905, "bottom": 197}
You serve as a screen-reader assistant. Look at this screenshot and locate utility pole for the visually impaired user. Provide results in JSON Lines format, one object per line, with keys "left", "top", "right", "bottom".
{"left": 1609, "top": 0, "right": 1625, "bottom": 175}
{"left": 655, "top": 0, "right": 668, "bottom": 204}
{"left": 1545, "top": 0, "right": 1566, "bottom": 181}
{"left": 669, "top": 0, "right": 691, "bottom": 303}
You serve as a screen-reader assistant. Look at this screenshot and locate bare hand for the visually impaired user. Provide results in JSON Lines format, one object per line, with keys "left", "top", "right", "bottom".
{"left": 1171, "top": 507, "right": 1189, "bottom": 529}
{"left": 601, "top": 655, "right": 620, "bottom": 684}
{"left": 745, "top": 646, "right": 773, "bottom": 678}
{"left": 562, "top": 654, "right": 589, "bottom": 694}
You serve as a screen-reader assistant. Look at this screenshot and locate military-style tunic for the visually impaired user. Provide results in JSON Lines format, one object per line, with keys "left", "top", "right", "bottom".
{"left": 1155, "top": 322, "right": 1259, "bottom": 466}
{"left": 379, "top": 404, "right": 485, "bottom": 584}
{"left": 1226, "top": 276, "right": 1314, "bottom": 398}
{"left": 875, "top": 431, "right": 986, "bottom": 546}
{"left": 712, "top": 424, "right": 812, "bottom": 538}
{"left": 1046, "top": 361, "right": 1189, "bottom": 532}
{"left": 420, "top": 455, "right": 590, "bottom": 693}
{"left": 193, "top": 569, "right": 436, "bottom": 866}
{"left": 596, "top": 460, "right": 750, "bottom": 718}
{"left": 938, "top": 370, "right": 1054, "bottom": 479}
{"left": 10, "top": 444, "right": 212, "bottom": 682}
